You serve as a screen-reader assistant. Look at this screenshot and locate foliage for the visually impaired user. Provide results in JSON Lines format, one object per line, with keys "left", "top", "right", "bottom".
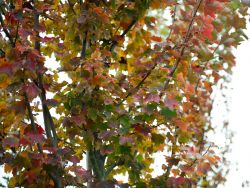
{"left": 0, "top": 0, "right": 248, "bottom": 187}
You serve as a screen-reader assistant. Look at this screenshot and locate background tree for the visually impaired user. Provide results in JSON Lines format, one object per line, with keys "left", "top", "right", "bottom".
{"left": 0, "top": 0, "right": 248, "bottom": 187}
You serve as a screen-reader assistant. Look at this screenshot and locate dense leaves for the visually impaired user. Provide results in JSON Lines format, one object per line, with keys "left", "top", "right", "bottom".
{"left": 0, "top": 0, "right": 248, "bottom": 187}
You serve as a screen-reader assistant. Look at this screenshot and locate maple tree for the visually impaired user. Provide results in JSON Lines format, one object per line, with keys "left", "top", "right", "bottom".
{"left": 0, "top": 0, "right": 248, "bottom": 187}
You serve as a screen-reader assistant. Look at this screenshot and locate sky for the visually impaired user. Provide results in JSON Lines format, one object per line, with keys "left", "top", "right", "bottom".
{"left": 219, "top": 23, "right": 250, "bottom": 187}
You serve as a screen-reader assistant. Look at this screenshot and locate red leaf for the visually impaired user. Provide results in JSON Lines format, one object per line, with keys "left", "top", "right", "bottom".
{"left": 37, "top": 125, "right": 45, "bottom": 134}
{"left": 68, "top": 155, "right": 81, "bottom": 165}
{"left": 197, "top": 162, "right": 211, "bottom": 176}
{"left": 77, "top": 14, "right": 87, "bottom": 24}
{"left": 202, "top": 24, "right": 214, "bottom": 40}
{"left": 175, "top": 120, "right": 189, "bottom": 132}
{"left": 70, "top": 166, "right": 91, "bottom": 182}
{"left": 164, "top": 97, "right": 179, "bottom": 110}
{"left": 151, "top": 36, "right": 162, "bottom": 42}
{"left": 200, "top": 15, "right": 214, "bottom": 40}
{"left": 185, "top": 84, "right": 195, "bottom": 94}
{"left": 23, "top": 83, "right": 41, "bottom": 99}
{"left": 205, "top": 0, "right": 224, "bottom": 18}
{"left": 26, "top": 132, "right": 45, "bottom": 144}
{"left": 0, "top": 62, "right": 13, "bottom": 76}
{"left": 119, "top": 136, "right": 134, "bottom": 145}
{"left": 69, "top": 115, "right": 86, "bottom": 125}
{"left": 44, "top": 99, "right": 59, "bottom": 107}
{"left": 145, "top": 93, "right": 160, "bottom": 103}
{"left": 19, "top": 138, "right": 30, "bottom": 145}
{"left": 133, "top": 124, "right": 151, "bottom": 136}
{"left": 3, "top": 136, "right": 19, "bottom": 148}
{"left": 167, "top": 177, "right": 186, "bottom": 187}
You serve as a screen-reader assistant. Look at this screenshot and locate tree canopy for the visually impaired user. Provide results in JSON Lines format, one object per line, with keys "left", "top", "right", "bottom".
{"left": 0, "top": 0, "right": 248, "bottom": 187}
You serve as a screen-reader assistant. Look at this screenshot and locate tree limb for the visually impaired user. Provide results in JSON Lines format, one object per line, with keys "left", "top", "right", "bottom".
{"left": 67, "top": 0, "right": 76, "bottom": 15}
{"left": 0, "top": 12, "right": 15, "bottom": 47}
{"left": 118, "top": 63, "right": 157, "bottom": 106}
{"left": 14, "top": 21, "right": 19, "bottom": 46}
{"left": 161, "top": 0, "right": 203, "bottom": 96}
{"left": 166, "top": 4, "right": 178, "bottom": 41}
{"left": 34, "top": 11, "right": 58, "bottom": 147}
{"left": 195, "top": 40, "right": 221, "bottom": 92}
{"left": 24, "top": 92, "right": 43, "bottom": 154}
{"left": 81, "top": 31, "right": 88, "bottom": 59}
{"left": 110, "top": 19, "right": 137, "bottom": 52}
{"left": 104, "top": 158, "right": 125, "bottom": 177}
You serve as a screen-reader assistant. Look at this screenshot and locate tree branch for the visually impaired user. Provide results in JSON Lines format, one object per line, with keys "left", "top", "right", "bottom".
{"left": 14, "top": 21, "right": 19, "bottom": 46}
{"left": 0, "top": 12, "right": 15, "bottom": 47}
{"left": 118, "top": 63, "right": 157, "bottom": 106}
{"left": 195, "top": 40, "right": 221, "bottom": 92}
{"left": 0, "top": 49, "right": 5, "bottom": 57}
{"left": 110, "top": 19, "right": 137, "bottom": 52}
{"left": 104, "top": 158, "right": 124, "bottom": 177}
{"left": 67, "top": 0, "right": 76, "bottom": 15}
{"left": 89, "top": 149, "right": 105, "bottom": 180}
{"left": 81, "top": 31, "right": 88, "bottom": 59}
{"left": 33, "top": 11, "right": 58, "bottom": 147}
{"left": 165, "top": 127, "right": 177, "bottom": 179}
{"left": 161, "top": 0, "right": 203, "bottom": 95}
{"left": 23, "top": 92, "right": 43, "bottom": 154}
{"left": 188, "top": 144, "right": 212, "bottom": 168}
{"left": 167, "top": 4, "right": 178, "bottom": 41}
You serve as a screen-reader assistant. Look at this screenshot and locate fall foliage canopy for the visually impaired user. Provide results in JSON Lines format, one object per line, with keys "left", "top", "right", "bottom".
{"left": 0, "top": 0, "right": 249, "bottom": 187}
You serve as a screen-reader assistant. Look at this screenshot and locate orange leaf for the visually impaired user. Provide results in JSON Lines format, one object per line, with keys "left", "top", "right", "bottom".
{"left": 151, "top": 36, "right": 162, "bottom": 42}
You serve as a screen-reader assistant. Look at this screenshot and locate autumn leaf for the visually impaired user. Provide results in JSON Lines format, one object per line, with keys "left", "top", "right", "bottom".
{"left": 0, "top": 60, "right": 13, "bottom": 76}
{"left": 23, "top": 83, "right": 41, "bottom": 100}
{"left": 0, "top": 0, "right": 247, "bottom": 187}
{"left": 3, "top": 136, "right": 19, "bottom": 148}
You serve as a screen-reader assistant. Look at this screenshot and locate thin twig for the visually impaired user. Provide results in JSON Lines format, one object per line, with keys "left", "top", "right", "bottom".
{"left": 167, "top": 4, "right": 178, "bottom": 41}
{"left": 188, "top": 144, "right": 212, "bottom": 168}
{"left": 195, "top": 41, "right": 221, "bottom": 92}
{"left": 110, "top": 19, "right": 137, "bottom": 52}
{"left": 165, "top": 127, "right": 177, "bottom": 179}
{"left": 161, "top": 0, "right": 203, "bottom": 96}
{"left": 118, "top": 63, "right": 157, "bottom": 106}
{"left": 14, "top": 21, "right": 19, "bottom": 46}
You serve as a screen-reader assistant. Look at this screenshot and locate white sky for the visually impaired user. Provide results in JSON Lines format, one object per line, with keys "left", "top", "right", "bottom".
{"left": 219, "top": 23, "right": 250, "bottom": 187}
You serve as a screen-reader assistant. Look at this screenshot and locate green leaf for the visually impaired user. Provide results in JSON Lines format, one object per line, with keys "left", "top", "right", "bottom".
{"left": 87, "top": 108, "right": 98, "bottom": 121}
{"left": 161, "top": 108, "right": 177, "bottom": 119}
{"left": 151, "top": 133, "right": 165, "bottom": 145}
{"left": 230, "top": 1, "right": 241, "bottom": 10}
{"left": 119, "top": 145, "right": 131, "bottom": 154}
{"left": 111, "top": 0, "right": 116, "bottom": 8}
{"left": 120, "top": 115, "right": 130, "bottom": 126}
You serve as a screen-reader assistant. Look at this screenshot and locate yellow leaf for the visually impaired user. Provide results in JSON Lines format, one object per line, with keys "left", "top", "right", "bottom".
{"left": 127, "top": 58, "right": 135, "bottom": 75}
{"left": 0, "top": 101, "right": 7, "bottom": 111}
{"left": 9, "top": 177, "right": 16, "bottom": 188}
{"left": 4, "top": 164, "right": 12, "bottom": 173}
{"left": 169, "top": 57, "right": 176, "bottom": 66}
{"left": 91, "top": 49, "right": 101, "bottom": 60}
{"left": 0, "top": 74, "right": 10, "bottom": 89}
